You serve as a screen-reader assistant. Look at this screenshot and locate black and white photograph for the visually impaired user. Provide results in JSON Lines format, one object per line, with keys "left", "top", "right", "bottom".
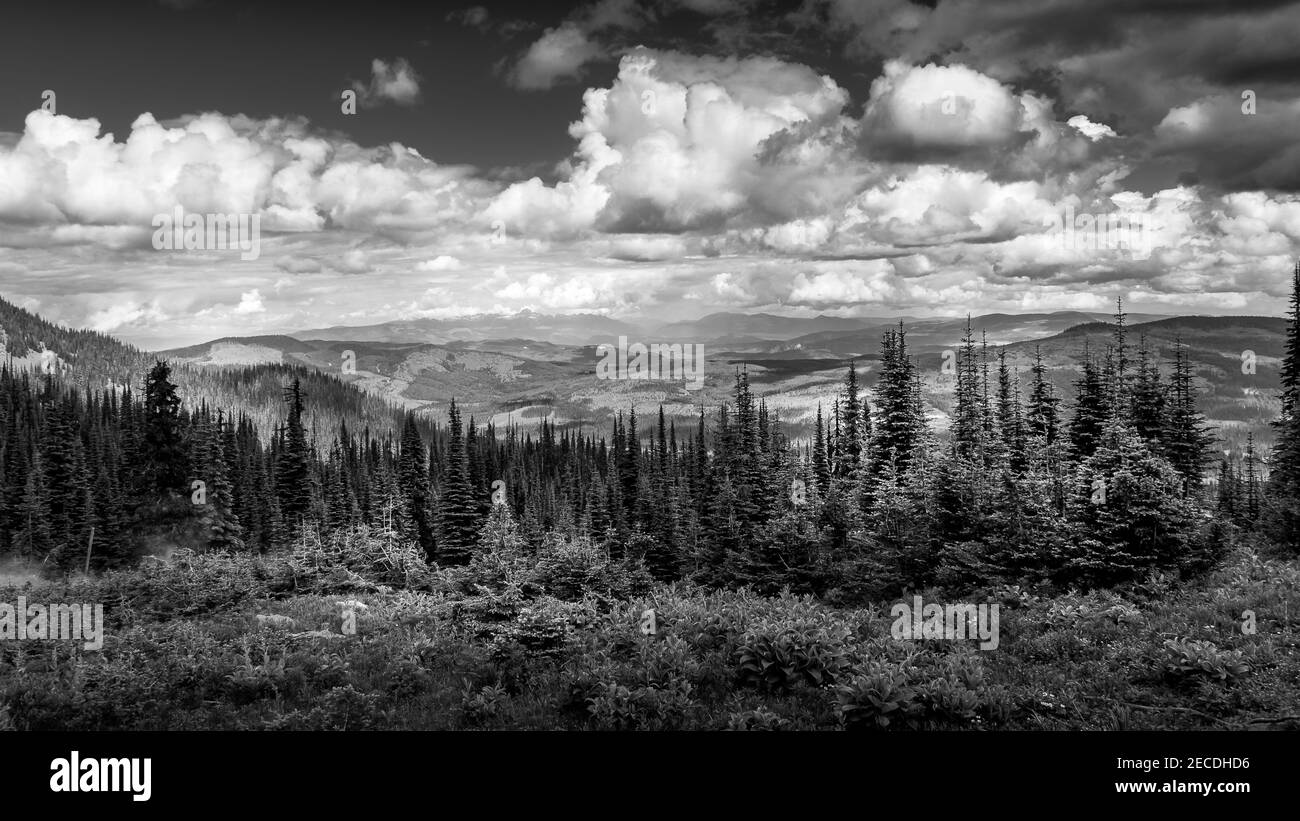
{"left": 0, "top": 0, "right": 1297, "bottom": 801}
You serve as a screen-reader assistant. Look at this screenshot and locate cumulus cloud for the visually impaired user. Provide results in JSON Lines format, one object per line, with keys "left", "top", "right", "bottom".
{"left": 234, "top": 289, "right": 266, "bottom": 314}
{"left": 0, "top": 109, "right": 496, "bottom": 251}
{"left": 494, "top": 270, "right": 621, "bottom": 311}
{"left": 507, "top": 24, "right": 604, "bottom": 90}
{"left": 87, "top": 299, "right": 168, "bottom": 332}
{"left": 710, "top": 271, "right": 752, "bottom": 303}
{"left": 857, "top": 60, "right": 1108, "bottom": 182}
{"left": 801, "top": 0, "right": 1300, "bottom": 191}
{"left": 1068, "top": 115, "right": 1117, "bottom": 142}
{"left": 787, "top": 260, "right": 899, "bottom": 306}
{"left": 862, "top": 61, "right": 1026, "bottom": 150}
{"left": 416, "top": 255, "right": 464, "bottom": 271}
{"left": 351, "top": 58, "right": 422, "bottom": 107}
{"left": 490, "top": 48, "right": 855, "bottom": 236}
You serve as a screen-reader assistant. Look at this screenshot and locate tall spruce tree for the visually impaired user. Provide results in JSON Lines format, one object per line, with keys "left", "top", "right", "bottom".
{"left": 952, "top": 316, "right": 983, "bottom": 459}
{"left": 437, "top": 399, "right": 478, "bottom": 564}
{"left": 995, "top": 350, "right": 1027, "bottom": 473}
{"left": 870, "top": 325, "right": 925, "bottom": 478}
{"left": 1164, "top": 340, "right": 1214, "bottom": 494}
{"left": 1267, "top": 260, "right": 1300, "bottom": 545}
{"left": 1026, "top": 344, "right": 1060, "bottom": 445}
{"left": 397, "top": 411, "right": 436, "bottom": 558}
{"left": 141, "top": 359, "right": 188, "bottom": 496}
{"left": 835, "top": 362, "right": 863, "bottom": 476}
{"left": 812, "top": 404, "right": 830, "bottom": 492}
{"left": 1068, "top": 350, "right": 1108, "bottom": 462}
{"left": 275, "top": 377, "right": 312, "bottom": 532}
{"left": 198, "top": 410, "right": 244, "bottom": 551}
{"left": 1129, "top": 335, "right": 1166, "bottom": 448}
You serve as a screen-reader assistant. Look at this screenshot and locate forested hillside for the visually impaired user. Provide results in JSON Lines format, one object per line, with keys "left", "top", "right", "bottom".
{"left": 4, "top": 281, "right": 1298, "bottom": 593}
{"left": 0, "top": 296, "right": 148, "bottom": 383}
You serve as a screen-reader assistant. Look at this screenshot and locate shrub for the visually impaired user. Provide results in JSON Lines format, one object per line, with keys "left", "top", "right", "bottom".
{"left": 461, "top": 681, "right": 510, "bottom": 725}
{"left": 531, "top": 536, "right": 652, "bottom": 602}
{"left": 836, "top": 650, "right": 999, "bottom": 730}
{"left": 836, "top": 662, "right": 915, "bottom": 729}
{"left": 735, "top": 617, "right": 853, "bottom": 693}
{"left": 586, "top": 679, "right": 695, "bottom": 730}
{"left": 290, "top": 524, "right": 434, "bottom": 593}
{"left": 66, "top": 549, "right": 294, "bottom": 625}
{"left": 725, "top": 705, "right": 789, "bottom": 731}
{"left": 1161, "top": 638, "right": 1250, "bottom": 684}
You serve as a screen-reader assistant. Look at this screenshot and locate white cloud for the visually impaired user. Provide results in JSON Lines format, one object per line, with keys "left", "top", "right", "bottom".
{"left": 862, "top": 60, "right": 1026, "bottom": 149}
{"left": 0, "top": 110, "right": 495, "bottom": 251}
{"left": 841, "top": 165, "right": 1055, "bottom": 247}
{"left": 787, "top": 260, "right": 898, "bottom": 305}
{"left": 234, "top": 289, "right": 266, "bottom": 314}
{"left": 352, "top": 58, "right": 422, "bottom": 107}
{"left": 1067, "top": 115, "right": 1117, "bottom": 142}
{"left": 87, "top": 299, "right": 167, "bottom": 332}
{"left": 490, "top": 48, "right": 854, "bottom": 235}
{"left": 508, "top": 24, "right": 603, "bottom": 90}
{"left": 416, "top": 255, "right": 464, "bottom": 271}
{"left": 710, "top": 272, "right": 753, "bottom": 303}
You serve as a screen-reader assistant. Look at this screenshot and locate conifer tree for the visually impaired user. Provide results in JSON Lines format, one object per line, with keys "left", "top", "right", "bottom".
{"left": 995, "top": 350, "right": 1027, "bottom": 473}
{"left": 397, "top": 411, "right": 436, "bottom": 557}
{"left": 1065, "top": 421, "right": 1200, "bottom": 585}
{"left": 141, "top": 359, "right": 188, "bottom": 496}
{"left": 1025, "top": 344, "right": 1060, "bottom": 445}
{"left": 812, "top": 404, "right": 830, "bottom": 492}
{"left": 1068, "top": 351, "right": 1108, "bottom": 461}
{"left": 1243, "top": 432, "right": 1262, "bottom": 526}
{"left": 198, "top": 410, "right": 244, "bottom": 551}
{"left": 1267, "top": 260, "right": 1300, "bottom": 545}
{"left": 952, "top": 316, "right": 983, "bottom": 459}
{"left": 834, "top": 362, "right": 863, "bottom": 476}
{"left": 1216, "top": 457, "right": 1239, "bottom": 521}
{"left": 1164, "top": 340, "right": 1214, "bottom": 494}
{"left": 437, "top": 399, "right": 478, "bottom": 564}
{"left": 1129, "top": 335, "right": 1166, "bottom": 448}
{"left": 13, "top": 452, "right": 52, "bottom": 559}
{"left": 870, "top": 325, "right": 926, "bottom": 479}
{"left": 275, "top": 377, "right": 313, "bottom": 530}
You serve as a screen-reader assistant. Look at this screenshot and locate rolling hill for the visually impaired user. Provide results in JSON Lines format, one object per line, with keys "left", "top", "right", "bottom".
{"left": 0, "top": 295, "right": 150, "bottom": 384}
{"left": 155, "top": 312, "right": 1288, "bottom": 453}
{"left": 2, "top": 294, "right": 1285, "bottom": 454}
{"left": 295, "top": 309, "right": 644, "bottom": 346}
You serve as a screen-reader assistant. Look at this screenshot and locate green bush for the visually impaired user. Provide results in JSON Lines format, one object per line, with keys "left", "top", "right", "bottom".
{"left": 1161, "top": 638, "right": 1250, "bottom": 684}
{"left": 735, "top": 618, "right": 853, "bottom": 693}
{"left": 836, "top": 650, "right": 1001, "bottom": 730}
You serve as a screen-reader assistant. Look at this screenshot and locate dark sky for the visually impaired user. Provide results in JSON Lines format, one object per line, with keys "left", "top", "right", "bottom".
{"left": 0, "top": 0, "right": 881, "bottom": 174}
{"left": 1, "top": 0, "right": 579, "bottom": 172}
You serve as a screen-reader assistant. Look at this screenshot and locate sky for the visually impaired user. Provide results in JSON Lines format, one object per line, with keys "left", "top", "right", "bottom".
{"left": 1, "top": 0, "right": 1300, "bottom": 348}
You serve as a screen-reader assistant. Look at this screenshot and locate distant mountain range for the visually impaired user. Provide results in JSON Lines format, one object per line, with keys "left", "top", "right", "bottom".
{"left": 292, "top": 308, "right": 1163, "bottom": 348}
{"left": 1, "top": 295, "right": 1286, "bottom": 454}
{"left": 296, "top": 309, "right": 642, "bottom": 346}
